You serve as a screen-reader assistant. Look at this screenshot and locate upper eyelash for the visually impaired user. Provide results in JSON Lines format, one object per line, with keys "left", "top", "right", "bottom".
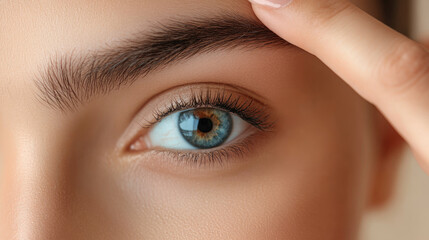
{"left": 144, "top": 88, "right": 274, "bottom": 131}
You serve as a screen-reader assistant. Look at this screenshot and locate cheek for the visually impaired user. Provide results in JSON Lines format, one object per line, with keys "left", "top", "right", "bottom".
{"left": 124, "top": 163, "right": 322, "bottom": 239}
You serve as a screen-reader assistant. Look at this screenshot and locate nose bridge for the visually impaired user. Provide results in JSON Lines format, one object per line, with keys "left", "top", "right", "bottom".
{"left": 1, "top": 129, "right": 71, "bottom": 240}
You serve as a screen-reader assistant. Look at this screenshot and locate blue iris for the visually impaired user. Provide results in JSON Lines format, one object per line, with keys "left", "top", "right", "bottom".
{"left": 178, "top": 108, "right": 232, "bottom": 149}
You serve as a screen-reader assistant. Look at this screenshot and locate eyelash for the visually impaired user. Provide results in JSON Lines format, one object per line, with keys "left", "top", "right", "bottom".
{"left": 148, "top": 137, "right": 256, "bottom": 168}
{"left": 144, "top": 89, "right": 273, "bottom": 131}
{"left": 134, "top": 88, "right": 274, "bottom": 168}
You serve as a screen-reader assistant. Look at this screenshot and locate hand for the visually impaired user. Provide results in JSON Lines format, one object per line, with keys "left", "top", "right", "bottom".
{"left": 249, "top": 0, "right": 429, "bottom": 173}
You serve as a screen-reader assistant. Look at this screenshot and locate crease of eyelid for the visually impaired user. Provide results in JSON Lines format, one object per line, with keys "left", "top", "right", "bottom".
{"left": 33, "top": 13, "right": 291, "bottom": 113}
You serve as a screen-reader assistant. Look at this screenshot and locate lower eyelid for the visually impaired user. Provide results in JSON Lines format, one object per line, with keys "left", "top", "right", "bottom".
{"left": 124, "top": 131, "right": 265, "bottom": 178}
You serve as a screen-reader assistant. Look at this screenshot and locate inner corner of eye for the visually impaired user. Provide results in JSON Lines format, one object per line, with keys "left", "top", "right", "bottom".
{"left": 129, "top": 135, "right": 152, "bottom": 152}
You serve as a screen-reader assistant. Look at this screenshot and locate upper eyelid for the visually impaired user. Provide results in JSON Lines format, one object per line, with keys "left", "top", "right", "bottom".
{"left": 141, "top": 88, "right": 274, "bottom": 131}
{"left": 116, "top": 83, "right": 274, "bottom": 150}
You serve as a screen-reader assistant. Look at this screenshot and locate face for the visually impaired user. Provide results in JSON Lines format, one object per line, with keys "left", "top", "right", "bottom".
{"left": 0, "top": 0, "right": 397, "bottom": 239}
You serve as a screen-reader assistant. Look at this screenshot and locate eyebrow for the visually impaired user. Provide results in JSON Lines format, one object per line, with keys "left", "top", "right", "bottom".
{"left": 35, "top": 13, "right": 290, "bottom": 112}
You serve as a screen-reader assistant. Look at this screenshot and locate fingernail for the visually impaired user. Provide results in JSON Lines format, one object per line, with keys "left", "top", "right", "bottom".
{"left": 249, "top": 0, "right": 293, "bottom": 8}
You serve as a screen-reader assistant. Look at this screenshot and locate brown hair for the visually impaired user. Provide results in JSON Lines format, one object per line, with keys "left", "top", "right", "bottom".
{"left": 381, "top": 0, "right": 411, "bottom": 35}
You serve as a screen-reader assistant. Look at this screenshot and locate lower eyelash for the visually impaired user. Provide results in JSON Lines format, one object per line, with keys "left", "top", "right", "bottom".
{"left": 149, "top": 134, "right": 258, "bottom": 168}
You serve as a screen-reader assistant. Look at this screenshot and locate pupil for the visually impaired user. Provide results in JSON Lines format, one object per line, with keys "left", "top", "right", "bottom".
{"left": 178, "top": 108, "right": 232, "bottom": 149}
{"left": 197, "top": 118, "right": 213, "bottom": 133}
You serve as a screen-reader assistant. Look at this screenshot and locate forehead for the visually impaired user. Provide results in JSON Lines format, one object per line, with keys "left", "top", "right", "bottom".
{"left": 0, "top": 1, "right": 250, "bottom": 62}
{"left": 0, "top": 0, "right": 376, "bottom": 91}
{"left": 0, "top": 0, "right": 376, "bottom": 53}
{"left": 0, "top": 0, "right": 255, "bottom": 107}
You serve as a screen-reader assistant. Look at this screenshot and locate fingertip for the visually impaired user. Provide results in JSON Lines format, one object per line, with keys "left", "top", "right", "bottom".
{"left": 248, "top": 0, "right": 294, "bottom": 9}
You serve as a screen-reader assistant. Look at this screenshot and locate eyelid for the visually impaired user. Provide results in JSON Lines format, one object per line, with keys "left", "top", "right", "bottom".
{"left": 139, "top": 86, "right": 274, "bottom": 132}
{"left": 121, "top": 83, "right": 274, "bottom": 149}
{"left": 123, "top": 130, "right": 267, "bottom": 178}
{"left": 116, "top": 83, "right": 275, "bottom": 174}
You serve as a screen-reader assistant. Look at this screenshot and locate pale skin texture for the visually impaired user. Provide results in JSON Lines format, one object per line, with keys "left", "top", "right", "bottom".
{"left": 0, "top": 0, "right": 404, "bottom": 239}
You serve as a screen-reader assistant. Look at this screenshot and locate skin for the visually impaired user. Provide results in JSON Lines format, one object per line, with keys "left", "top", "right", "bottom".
{"left": 0, "top": 0, "right": 404, "bottom": 239}
{"left": 250, "top": 0, "right": 429, "bottom": 171}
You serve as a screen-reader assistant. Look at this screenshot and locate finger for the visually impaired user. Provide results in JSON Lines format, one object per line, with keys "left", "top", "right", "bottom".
{"left": 249, "top": 0, "right": 429, "bottom": 172}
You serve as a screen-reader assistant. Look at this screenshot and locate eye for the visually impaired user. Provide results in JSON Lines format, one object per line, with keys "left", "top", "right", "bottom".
{"left": 145, "top": 108, "right": 250, "bottom": 150}
{"left": 124, "top": 85, "right": 274, "bottom": 169}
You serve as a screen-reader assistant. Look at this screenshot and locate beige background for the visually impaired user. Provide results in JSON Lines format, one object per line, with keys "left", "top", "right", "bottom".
{"left": 360, "top": 1, "right": 429, "bottom": 239}
{"left": 412, "top": 0, "right": 429, "bottom": 39}
{"left": 360, "top": 150, "right": 429, "bottom": 239}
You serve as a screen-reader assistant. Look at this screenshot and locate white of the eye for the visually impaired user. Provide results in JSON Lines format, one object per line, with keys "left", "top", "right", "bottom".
{"left": 146, "top": 110, "right": 248, "bottom": 150}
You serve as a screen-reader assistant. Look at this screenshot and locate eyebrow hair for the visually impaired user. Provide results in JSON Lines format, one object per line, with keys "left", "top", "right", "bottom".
{"left": 35, "top": 13, "right": 290, "bottom": 112}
